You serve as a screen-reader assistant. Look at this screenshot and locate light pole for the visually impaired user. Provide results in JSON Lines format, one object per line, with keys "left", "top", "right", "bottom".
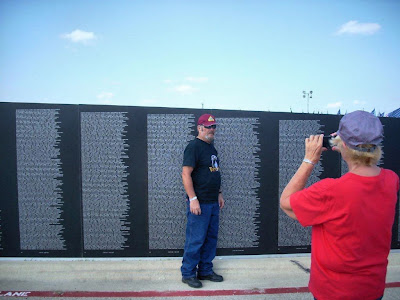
{"left": 303, "top": 90, "right": 313, "bottom": 113}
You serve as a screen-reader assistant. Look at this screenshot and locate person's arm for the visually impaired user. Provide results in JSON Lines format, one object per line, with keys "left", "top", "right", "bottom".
{"left": 182, "top": 166, "right": 201, "bottom": 215}
{"left": 280, "top": 134, "right": 324, "bottom": 220}
{"left": 218, "top": 191, "right": 224, "bottom": 209}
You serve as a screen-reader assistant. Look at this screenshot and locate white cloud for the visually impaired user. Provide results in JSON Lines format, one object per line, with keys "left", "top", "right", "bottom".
{"left": 61, "top": 29, "right": 97, "bottom": 44}
{"left": 336, "top": 21, "right": 381, "bottom": 35}
{"left": 327, "top": 102, "right": 342, "bottom": 108}
{"left": 172, "top": 85, "right": 198, "bottom": 95}
{"left": 97, "top": 92, "right": 114, "bottom": 100}
{"left": 163, "top": 79, "right": 174, "bottom": 84}
{"left": 185, "top": 77, "right": 208, "bottom": 83}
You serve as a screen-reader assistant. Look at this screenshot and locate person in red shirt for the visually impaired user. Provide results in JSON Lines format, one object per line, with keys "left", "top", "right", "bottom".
{"left": 280, "top": 110, "right": 399, "bottom": 300}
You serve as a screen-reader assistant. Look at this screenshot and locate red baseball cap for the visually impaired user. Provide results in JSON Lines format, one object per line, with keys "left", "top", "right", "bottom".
{"left": 197, "top": 114, "right": 217, "bottom": 126}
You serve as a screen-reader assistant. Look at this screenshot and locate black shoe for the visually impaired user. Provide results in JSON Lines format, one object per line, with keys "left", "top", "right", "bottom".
{"left": 182, "top": 277, "right": 203, "bottom": 288}
{"left": 197, "top": 271, "right": 223, "bottom": 282}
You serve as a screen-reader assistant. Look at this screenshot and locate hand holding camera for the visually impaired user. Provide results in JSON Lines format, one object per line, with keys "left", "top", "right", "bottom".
{"left": 322, "top": 132, "right": 339, "bottom": 151}
{"left": 304, "top": 134, "right": 324, "bottom": 165}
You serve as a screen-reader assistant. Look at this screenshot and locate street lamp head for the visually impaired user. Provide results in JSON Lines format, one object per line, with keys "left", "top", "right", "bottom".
{"left": 310, "top": 91, "right": 313, "bottom": 94}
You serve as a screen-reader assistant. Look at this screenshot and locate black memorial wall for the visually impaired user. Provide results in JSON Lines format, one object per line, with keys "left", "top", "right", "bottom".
{"left": 0, "top": 102, "right": 399, "bottom": 257}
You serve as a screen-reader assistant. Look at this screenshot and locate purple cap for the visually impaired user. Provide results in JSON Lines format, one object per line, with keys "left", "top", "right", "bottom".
{"left": 337, "top": 110, "right": 383, "bottom": 150}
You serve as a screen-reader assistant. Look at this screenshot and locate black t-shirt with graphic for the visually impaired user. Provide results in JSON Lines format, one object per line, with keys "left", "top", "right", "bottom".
{"left": 183, "top": 138, "right": 221, "bottom": 203}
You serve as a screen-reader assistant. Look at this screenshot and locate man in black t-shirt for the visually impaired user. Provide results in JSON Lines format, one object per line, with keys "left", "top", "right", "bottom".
{"left": 180, "top": 114, "right": 225, "bottom": 288}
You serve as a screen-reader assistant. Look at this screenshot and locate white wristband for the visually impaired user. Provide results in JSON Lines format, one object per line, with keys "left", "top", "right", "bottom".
{"left": 189, "top": 196, "right": 197, "bottom": 202}
{"left": 303, "top": 158, "right": 315, "bottom": 166}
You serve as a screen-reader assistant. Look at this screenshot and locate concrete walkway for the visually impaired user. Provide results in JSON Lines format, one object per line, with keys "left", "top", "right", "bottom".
{"left": 1, "top": 251, "right": 399, "bottom": 299}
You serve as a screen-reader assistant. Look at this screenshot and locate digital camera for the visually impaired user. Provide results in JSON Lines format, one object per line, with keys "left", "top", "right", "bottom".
{"left": 323, "top": 135, "right": 332, "bottom": 149}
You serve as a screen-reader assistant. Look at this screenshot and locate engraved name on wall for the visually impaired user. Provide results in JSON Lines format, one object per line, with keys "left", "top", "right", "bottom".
{"left": 278, "top": 120, "right": 324, "bottom": 247}
{"left": 16, "top": 109, "right": 66, "bottom": 250}
{"left": 216, "top": 118, "right": 261, "bottom": 249}
{"left": 147, "top": 114, "right": 194, "bottom": 250}
{"left": 81, "top": 112, "right": 130, "bottom": 250}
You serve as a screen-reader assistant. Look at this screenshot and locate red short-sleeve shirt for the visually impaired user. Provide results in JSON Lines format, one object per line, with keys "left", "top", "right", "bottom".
{"left": 290, "top": 168, "right": 399, "bottom": 300}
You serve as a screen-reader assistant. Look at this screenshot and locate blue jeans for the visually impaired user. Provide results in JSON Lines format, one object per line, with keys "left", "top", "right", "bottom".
{"left": 181, "top": 202, "right": 220, "bottom": 278}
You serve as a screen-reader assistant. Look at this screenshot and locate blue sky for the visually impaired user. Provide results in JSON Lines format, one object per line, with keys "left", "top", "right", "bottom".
{"left": 1, "top": 0, "right": 399, "bottom": 114}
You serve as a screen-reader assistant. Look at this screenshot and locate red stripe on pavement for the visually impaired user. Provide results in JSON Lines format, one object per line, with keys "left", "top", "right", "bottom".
{"left": 385, "top": 282, "right": 400, "bottom": 288}
{"left": 0, "top": 288, "right": 309, "bottom": 298}
{"left": 0, "top": 283, "right": 399, "bottom": 298}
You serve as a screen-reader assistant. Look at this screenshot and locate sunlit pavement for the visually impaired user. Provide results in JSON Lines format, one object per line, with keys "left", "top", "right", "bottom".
{"left": 1, "top": 251, "right": 399, "bottom": 299}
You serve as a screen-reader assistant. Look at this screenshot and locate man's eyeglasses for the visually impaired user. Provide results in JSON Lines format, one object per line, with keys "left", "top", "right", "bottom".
{"left": 202, "top": 124, "right": 217, "bottom": 129}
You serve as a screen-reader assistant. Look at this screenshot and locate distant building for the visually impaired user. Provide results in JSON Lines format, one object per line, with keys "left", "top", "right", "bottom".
{"left": 387, "top": 108, "right": 400, "bottom": 118}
